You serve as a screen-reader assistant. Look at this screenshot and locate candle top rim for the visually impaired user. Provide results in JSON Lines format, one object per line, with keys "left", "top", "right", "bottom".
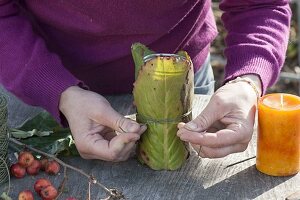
{"left": 259, "top": 93, "right": 300, "bottom": 111}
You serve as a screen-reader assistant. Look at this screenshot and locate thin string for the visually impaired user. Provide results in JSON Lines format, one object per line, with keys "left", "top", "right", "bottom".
{"left": 136, "top": 110, "right": 192, "bottom": 124}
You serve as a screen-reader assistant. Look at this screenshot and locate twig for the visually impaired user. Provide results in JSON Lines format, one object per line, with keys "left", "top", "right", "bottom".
{"left": 55, "top": 165, "right": 67, "bottom": 200}
{"left": 88, "top": 181, "right": 91, "bottom": 200}
{"left": 9, "top": 137, "right": 124, "bottom": 199}
{"left": 286, "top": 189, "right": 300, "bottom": 200}
{"left": 224, "top": 156, "right": 256, "bottom": 169}
{"left": 100, "top": 189, "right": 125, "bottom": 200}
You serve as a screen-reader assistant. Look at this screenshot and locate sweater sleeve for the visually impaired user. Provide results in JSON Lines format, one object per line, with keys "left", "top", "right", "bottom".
{"left": 0, "top": 0, "right": 85, "bottom": 123}
{"left": 219, "top": 0, "right": 291, "bottom": 94}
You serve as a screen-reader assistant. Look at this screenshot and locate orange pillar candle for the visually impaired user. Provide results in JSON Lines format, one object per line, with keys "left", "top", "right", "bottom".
{"left": 256, "top": 93, "right": 300, "bottom": 176}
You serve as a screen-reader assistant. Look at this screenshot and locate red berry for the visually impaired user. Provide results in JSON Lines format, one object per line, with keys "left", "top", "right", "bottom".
{"left": 18, "top": 151, "right": 35, "bottom": 167}
{"left": 10, "top": 163, "right": 26, "bottom": 178}
{"left": 26, "top": 159, "right": 42, "bottom": 175}
{"left": 18, "top": 190, "right": 34, "bottom": 200}
{"left": 34, "top": 178, "right": 52, "bottom": 195}
{"left": 45, "top": 160, "right": 60, "bottom": 175}
{"left": 40, "top": 185, "right": 58, "bottom": 200}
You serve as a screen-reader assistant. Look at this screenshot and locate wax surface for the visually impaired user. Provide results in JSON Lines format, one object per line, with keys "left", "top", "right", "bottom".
{"left": 262, "top": 93, "right": 300, "bottom": 110}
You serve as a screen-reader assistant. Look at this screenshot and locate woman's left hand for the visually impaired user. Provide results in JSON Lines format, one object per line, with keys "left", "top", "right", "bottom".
{"left": 177, "top": 75, "right": 262, "bottom": 158}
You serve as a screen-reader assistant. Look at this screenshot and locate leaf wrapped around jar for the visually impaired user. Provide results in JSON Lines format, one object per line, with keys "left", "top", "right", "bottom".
{"left": 132, "top": 43, "right": 194, "bottom": 170}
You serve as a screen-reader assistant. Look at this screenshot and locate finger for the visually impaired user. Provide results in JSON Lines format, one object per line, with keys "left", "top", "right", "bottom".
{"left": 76, "top": 137, "right": 110, "bottom": 160}
{"left": 116, "top": 124, "right": 147, "bottom": 135}
{"left": 177, "top": 122, "right": 185, "bottom": 129}
{"left": 117, "top": 146, "right": 135, "bottom": 162}
{"left": 101, "top": 129, "right": 117, "bottom": 140}
{"left": 197, "top": 143, "right": 249, "bottom": 158}
{"left": 93, "top": 106, "right": 143, "bottom": 134}
{"left": 105, "top": 123, "right": 146, "bottom": 141}
{"left": 90, "top": 123, "right": 146, "bottom": 141}
{"left": 114, "top": 139, "right": 138, "bottom": 162}
{"left": 116, "top": 140, "right": 137, "bottom": 161}
{"left": 183, "top": 98, "right": 225, "bottom": 132}
{"left": 177, "top": 127, "right": 206, "bottom": 141}
{"left": 115, "top": 126, "right": 147, "bottom": 160}
{"left": 78, "top": 130, "right": 139, "bottom": 161}
{"left": 178, "top": 123, "right": 251, "bottom": 148}
{"left": 82, "top": 125, "right": 115, "bottom": 141}
{"left": 75, "top": 122, "right": 145, "bottom": 161}
{"left": 177, "top": 120, "right": 225, "bottom": 137}
{"left": 107, "top": 133, "right": 140, "bottom": 160}
{"left": 87, "top": 125, "right": 116, "bottom": 140}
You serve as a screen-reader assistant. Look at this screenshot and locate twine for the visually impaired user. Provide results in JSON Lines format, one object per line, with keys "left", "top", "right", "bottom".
{"left": 0, "top": 156, "right": 10, "bottom": 195}
{"left": 0, "top": 94, "right": 9, "bottom": 184}
{"left": 136, "top": 110, "right": 192, "bottom": 124}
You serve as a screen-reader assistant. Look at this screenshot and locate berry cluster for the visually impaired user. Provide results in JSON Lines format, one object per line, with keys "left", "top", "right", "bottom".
{"left": 10, "top": 151, "right": 60, "bottom": 178}
{"left": 9, "top": 151, "right": 63, "bottom": 200}
{"left": 18, "top": 179, "right": 57, "bottom": 200}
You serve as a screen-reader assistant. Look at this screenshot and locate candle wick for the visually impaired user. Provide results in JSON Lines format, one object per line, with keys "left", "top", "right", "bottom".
{"left": 280, "top": 94, "right": 284, "bottom": 108}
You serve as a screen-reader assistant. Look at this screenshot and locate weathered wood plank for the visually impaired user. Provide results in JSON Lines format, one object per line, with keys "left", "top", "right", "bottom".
{"left": 0, "top": 93, "right": 299, "bottom": 200}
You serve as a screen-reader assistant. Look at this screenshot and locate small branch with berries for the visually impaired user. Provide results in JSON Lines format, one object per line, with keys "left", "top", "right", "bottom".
{"left": 9, "top": 137, "right": 125, "bottom": 200}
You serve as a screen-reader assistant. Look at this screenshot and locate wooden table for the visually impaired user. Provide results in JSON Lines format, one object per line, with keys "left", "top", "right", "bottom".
{"left": 0, "top": 93, "right": 299, "bottom": 200}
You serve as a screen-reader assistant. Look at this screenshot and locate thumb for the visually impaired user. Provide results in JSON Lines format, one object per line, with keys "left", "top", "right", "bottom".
{"left": 115, "top": 116, "right": 145, "bottom": 134}
{"left": 184, "top": 101, "right": 220, "bottom": 132}
{"left": 96, "top": 105, "right": 143, "bottom": 134}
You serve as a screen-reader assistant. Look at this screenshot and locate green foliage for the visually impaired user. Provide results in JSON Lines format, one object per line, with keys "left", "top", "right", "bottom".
{"left": 10, "top": 111, "right": 78, "bottom": 156}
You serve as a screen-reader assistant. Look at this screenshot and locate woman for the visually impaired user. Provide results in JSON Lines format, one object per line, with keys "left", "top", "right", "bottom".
{"left": 0, "top": 0, "right": 291, "bottom": 161}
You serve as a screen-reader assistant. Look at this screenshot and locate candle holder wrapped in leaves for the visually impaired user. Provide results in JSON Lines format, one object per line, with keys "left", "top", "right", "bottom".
{"left": 132, "top": 43, "right": 194, "bottom": 170}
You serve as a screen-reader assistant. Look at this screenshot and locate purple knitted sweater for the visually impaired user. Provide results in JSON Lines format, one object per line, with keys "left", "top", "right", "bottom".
{"left": 0, "top": 0, "right": 291, "bottom": 122}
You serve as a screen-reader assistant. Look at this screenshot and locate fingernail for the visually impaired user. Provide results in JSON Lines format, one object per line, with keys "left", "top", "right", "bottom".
{"left": 140, "top": 124, "right": 147, "bottom": 131}
{"left": 137, "top": 124, "right": 147, "bottom": 135}
{"left": 177, "top": 122, "right": 185, "bottom": 129}
{"left": 185, "top": 122, "right": 198, "bottom": 131}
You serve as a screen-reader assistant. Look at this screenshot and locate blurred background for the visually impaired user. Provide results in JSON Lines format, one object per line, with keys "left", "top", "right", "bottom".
{"left": 211, "top": 1, "right": 300, "bottom": 95}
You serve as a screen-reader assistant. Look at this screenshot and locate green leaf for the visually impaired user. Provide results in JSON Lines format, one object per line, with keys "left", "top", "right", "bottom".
{"left": 131, "top": 43, "right": 155, "bottom": 80}
{"left": 10, "top": 111, "right": 79, "bottom": 156}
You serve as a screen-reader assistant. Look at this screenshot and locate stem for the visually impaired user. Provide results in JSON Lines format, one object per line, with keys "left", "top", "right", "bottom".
{"left": 225, "top": 156, "right": 256, "bottom": 168}
{"left": 9, "top": 138, "right": 123, "bottom": 199}
{"left": 88, "top": 181, "right": 91, "bottom": 200}
{"left": 56, "top": 166, "right": 67, "bottom": 200}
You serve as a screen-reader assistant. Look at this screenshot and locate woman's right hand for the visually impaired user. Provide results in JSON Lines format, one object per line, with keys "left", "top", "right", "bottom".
{"left": 59, "top": 86, "right": 146, "bottom": 161}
